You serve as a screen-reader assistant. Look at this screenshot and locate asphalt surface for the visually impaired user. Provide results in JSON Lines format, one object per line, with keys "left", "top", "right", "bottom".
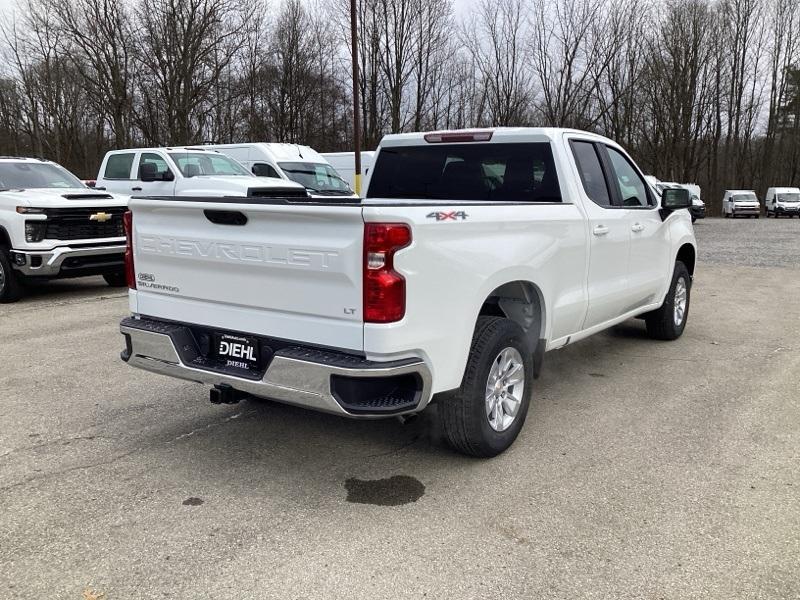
{"left": 1, "top": 218, "right": 798, "bottom": 599}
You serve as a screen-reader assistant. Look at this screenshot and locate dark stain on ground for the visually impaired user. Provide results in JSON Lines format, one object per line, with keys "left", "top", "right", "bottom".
{"left": 589, "top": 373, "right": 606, "bottom": 377}
{"left": 344, "top": 475, "right": 425, "bottom": 506}
{"left": 182, "top": 497, "right": 204, "bottom": 506}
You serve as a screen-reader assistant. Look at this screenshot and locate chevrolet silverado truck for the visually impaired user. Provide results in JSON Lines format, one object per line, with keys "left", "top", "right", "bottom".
{"left": 0, "top": 157, "right": 130, "bottom": 303}
{"left": 119, "top": 128, "right": 697, "bottom": 457}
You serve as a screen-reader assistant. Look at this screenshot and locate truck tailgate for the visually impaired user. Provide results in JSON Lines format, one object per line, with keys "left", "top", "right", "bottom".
{"left": 129, "top": 198, "right": 365, "bottom": 351}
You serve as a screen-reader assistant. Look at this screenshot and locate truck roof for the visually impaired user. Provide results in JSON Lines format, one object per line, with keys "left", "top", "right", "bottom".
{"left": 106, "top": 147, "right": 226, "bottom": 154}
{"left": 378, "top": 127, "right": 614, "bottom": 147}
{"left": 767, "top": 187, "right": 800, "bottom": 193}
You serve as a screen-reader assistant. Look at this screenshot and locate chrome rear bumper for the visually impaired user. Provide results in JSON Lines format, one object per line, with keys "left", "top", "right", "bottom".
{"left": 120, "top": 317, "right": 433, "bottom": 418}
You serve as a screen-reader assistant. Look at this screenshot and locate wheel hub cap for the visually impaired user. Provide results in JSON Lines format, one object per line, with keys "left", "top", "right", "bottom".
{"left": 485, "top": 347, "right": 525, "bottom": 432}
{"left": 674, "top": 277, "right": 687, "bottom": 327}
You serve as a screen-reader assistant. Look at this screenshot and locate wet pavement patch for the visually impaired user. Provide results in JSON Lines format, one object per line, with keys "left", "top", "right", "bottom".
{"left": 344, "top": 475, "right": 425, "bottom": 506}
{"left": 182, "top": 497, "right": 204, "bottom": 506}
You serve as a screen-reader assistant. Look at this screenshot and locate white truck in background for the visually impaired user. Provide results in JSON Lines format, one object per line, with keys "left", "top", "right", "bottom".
{"left": 203, "top": 143, "right": 358, "bottom": 200}
{"left": 322, "top": 151, "right": 376, "bottom": 196}
{"left": 0, "top": 157, "right": 129, "bottom": 302}
{"left": 119, "top": 128, "right": 696, "bottom": 457}
{"left": 95, "top": 147, "right": 308, "bottom": 199}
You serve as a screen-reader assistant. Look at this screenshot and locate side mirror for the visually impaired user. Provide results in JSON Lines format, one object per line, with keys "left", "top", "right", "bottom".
{"left": 139, "top": 163, "right": 157, "bottom": 182}
{"left": 662, "top": 187, "right": 691, "bottom": 210}
{"left": 162, "top": 170, "right": 175, "bottom": 182}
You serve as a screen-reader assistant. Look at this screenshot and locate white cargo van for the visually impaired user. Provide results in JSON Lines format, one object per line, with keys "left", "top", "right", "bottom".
{"left": 764, "top": 187, "right": 800, "bottom": 218}
{"left": 722, "top": 190, "right": 760, "bottom": 218}
{"left": 321, "top": 151, "right": 375, "bottom": 196}
{"left": 205, "top": 143, "right": 357, "bottom": 199}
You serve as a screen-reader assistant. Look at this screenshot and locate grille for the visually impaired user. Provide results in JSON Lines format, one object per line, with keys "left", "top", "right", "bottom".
{"left": 43, "top": 206, "right": 126, "bottom": 240}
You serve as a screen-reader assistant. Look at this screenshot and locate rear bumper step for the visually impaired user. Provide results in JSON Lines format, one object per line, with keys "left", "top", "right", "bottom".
{"left": 120, "top": 317, "right": 432, "bottom": 417}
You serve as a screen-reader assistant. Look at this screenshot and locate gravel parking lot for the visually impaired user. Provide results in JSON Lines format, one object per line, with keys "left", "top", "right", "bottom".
{"left": 1, "top": 218, "right": 798, "bottom": 599}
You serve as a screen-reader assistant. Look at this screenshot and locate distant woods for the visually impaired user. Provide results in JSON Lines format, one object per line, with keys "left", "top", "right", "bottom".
{"left": 0, "top": 0, "right": 798, "bottom": 212}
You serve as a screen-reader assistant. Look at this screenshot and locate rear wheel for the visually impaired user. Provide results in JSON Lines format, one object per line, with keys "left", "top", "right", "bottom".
{"left": 438, "top": 317, "right": 533, "bottom": 457}
{"left": 0, "top": 246, "right": 23, "bottom": 303}
{"left": 103, "top": 270, "right": 127, "bottom": 287}
{"left": 645, "top": 261, "right": 690, "bottom": 341}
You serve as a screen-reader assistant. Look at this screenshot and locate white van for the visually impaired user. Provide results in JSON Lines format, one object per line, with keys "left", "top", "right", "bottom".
{"left": 764, "top": 187, "right": 800, "bottom": 218}
{"left": 722, "top": 190, "right": 760, "bottom": 218}
{"left": 321, "top": 151, "right": 375, "bottom": 196}
{"left": 204, "top": 143, "right": 357, "bottom": 199}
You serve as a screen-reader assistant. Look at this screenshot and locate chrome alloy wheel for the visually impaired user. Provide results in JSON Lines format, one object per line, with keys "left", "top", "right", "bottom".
{"left": 674, "top": 276, "right": 687, "bottom": 327}
{"left": 485, "top": 347, "right": 525, "bottom": 432}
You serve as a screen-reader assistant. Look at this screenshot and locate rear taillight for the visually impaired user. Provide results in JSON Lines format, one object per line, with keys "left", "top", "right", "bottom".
{"left": 123, "top": 210, "right": 135, "bottom": 289}
{"left": 363, "top": 223, "right": 411, "bottom": 323}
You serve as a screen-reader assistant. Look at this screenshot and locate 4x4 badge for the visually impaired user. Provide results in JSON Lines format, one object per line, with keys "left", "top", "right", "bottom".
{"left": 426, "top": 211, "right": 468, "bottom": 221}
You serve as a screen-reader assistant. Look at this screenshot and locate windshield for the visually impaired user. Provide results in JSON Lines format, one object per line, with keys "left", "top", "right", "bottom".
{"left": 0, "top": 162, "right": 84, "bottom": 190}
{"left": 278, "top": 162, "right": 353, "bottom": 195}
{"left": 777, "top": 193, "right": 800, "bottom": 202}
{"left": 168, "top": 153, "right": 251, "bottom": 177}
{"left": 733, "top": 193, "right": 757, "bottom": 202}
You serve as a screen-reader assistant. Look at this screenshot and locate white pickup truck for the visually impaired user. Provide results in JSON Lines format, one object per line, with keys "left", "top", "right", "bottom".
{"left": 0, "top": 157, "right": 130, "bottom": 302}
{"left": 94, "top": 147, "right": 308, "bottom": 198}
{"left": 119, "top": 128, "right": 696, "bottom": 456}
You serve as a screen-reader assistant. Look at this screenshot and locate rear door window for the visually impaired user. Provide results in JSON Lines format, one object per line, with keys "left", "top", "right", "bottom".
{"left": 103, "top": 153, "right": 135, "bottom": 179}
{"left": 367, "top": 142, "right": 561, "bottom": 202}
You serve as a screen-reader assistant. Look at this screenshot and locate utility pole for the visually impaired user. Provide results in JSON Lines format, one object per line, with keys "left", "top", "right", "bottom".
{"left": 350, "top": 0, "right": 362, "bottom": 195}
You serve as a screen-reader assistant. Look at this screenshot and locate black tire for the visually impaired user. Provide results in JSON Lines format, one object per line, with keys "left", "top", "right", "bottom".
{"left": 755, "top": 214, "right": 759, "bottom": 219}
{"left": 0, "top": 246, "right": 23, "bottom": 303}
{"left": 103, "top": 270, "right": 127, "bottom": 287}
{"left": 438, "top": 316, "right": 534, "bottom": 457}
{"left": 645, "top": 261, "right": 691, "bottom": 341}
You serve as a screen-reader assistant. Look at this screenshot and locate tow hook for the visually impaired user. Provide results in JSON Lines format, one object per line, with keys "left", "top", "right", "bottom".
{"left": 210, "top": 384, "right": 246, "bottom": 405}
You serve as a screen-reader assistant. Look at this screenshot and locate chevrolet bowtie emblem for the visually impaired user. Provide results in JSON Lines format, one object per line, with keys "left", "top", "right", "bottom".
{"left": 89, "top": 212, "right": 112, "bottom": 223}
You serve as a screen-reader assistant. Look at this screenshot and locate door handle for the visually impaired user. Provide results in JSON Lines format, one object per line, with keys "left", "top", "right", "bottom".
{"left": 593, "top": 225, "right": 609, "bottom": 236}
{"left": 131, "top": 186, "right": 142, "bottom": 192}
{"left": 631, "top": 222, "right": 645, "bottom": 232}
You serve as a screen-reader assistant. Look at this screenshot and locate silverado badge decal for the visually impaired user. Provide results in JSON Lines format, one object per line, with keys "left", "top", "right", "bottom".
{"left": 89, "top": 212, "right": 112, "bottom": 223}
{"left": 426, "top": 211, "right": 468, "bottom": 221}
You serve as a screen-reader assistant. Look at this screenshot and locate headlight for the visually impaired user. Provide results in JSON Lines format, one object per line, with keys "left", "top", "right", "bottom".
{"left": 16, "top": 206, "right": 46, "bottom": 214}
{"left": 25, "top": 221, "right": 47, "bottom": 242}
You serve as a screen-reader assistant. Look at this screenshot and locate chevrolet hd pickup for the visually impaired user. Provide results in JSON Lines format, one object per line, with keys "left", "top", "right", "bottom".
{"left": 0, "top": 157, "right": 130, "bottom": 303}
{"left": 119, "top": 128, "right": 697, "bottom": 457}
{"left": 95, "top": 146, "right": 308, "bottom": 198}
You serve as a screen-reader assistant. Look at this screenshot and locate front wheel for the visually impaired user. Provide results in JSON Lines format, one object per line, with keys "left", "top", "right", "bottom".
{"left": 103, "top": 270, "right": 127, "bottom": 287}
{"left": 438, "top": 316, "right": 533, "bottom": 457}
{"left": 0, "top": 247, "right": 23, "bottom": 303}
{"left": 645, "top": 261, "right": 691, "bottom": 341}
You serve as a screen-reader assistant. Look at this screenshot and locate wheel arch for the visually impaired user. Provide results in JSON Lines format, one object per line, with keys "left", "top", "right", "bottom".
{"left": 0, "top": 225, "right": 11, "bottom": 248}
{"left": 676, "top": 243, "right": 696, "bottom": 277}
{"left": 477, "top": 279, "right": 546, "bottom": 378}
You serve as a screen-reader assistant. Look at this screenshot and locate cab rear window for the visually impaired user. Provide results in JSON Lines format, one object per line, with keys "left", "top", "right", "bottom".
{"left": 367, "top": 142, "right": 561, "bottom": 202}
